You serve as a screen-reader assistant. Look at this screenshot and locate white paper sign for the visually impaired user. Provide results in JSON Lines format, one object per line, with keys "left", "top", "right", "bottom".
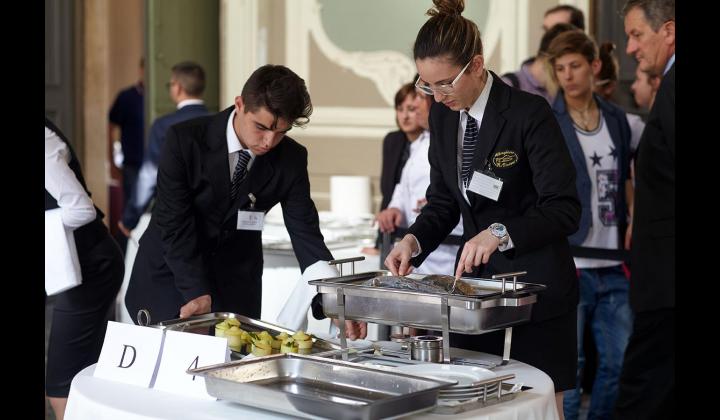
{"left": 237, "top": 210, "right": 265, "bottom": 231}
{"left": 94, "top": 321, "right": 164, "bottom": 387}
{"left": 467, "top": 171, "right": 504, "bottom": 201}
{"left": 45, "top": 208, "right": 82, "bottom": 295}
{"left": 153, "top": 330, "right": 229, "bottom": 399}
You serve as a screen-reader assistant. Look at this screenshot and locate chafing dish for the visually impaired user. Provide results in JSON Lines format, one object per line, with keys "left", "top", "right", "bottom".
{"left": 309, "top": 268, "right": 545, "bottom": 364}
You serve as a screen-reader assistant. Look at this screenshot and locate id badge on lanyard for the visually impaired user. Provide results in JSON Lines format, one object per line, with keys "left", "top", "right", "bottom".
{"left": 466, "top": 160, "right": 504, "bottom": 201}
{"left": 237, "top": 193, "right": 264, "bottom": 231}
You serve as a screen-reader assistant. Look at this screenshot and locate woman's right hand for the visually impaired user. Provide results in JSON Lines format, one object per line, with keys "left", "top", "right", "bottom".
{"left": 384, "top": 234, "right": 418, "bottom": 276}
{"left": 376, "top": 208, "right": 404, "bottom": 233}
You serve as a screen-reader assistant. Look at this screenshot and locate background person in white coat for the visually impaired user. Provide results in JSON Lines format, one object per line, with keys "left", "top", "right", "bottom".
{"left": 376, "top": 88, "right": 463, "bottom": 275}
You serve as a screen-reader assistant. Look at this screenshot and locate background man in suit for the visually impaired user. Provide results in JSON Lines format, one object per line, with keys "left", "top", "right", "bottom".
{"left": 385, "top": 1, "right": 580, "bottom": 416}
{"left": 118, "top": 61, "right": 210, "bottom": 236}
{"left": 125, "top": 64, "right": 366, "bottom": 339}
{"left": 615, "top": 1, "right": 675, "bottom": 418}
{"left": 108, "top": 58, "right": 145, "bottom": 251}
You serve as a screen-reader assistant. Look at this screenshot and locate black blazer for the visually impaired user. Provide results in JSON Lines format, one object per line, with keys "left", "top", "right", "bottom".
{"left": 629, "top": 63, "right": 675, "bottom": 313}
{"left": 407, "top": 71, "right": 581, "bottom": 322}
{"left": 125, "top": 107, "right": 333, "bottom": 322}
{"left": 379, "top": 130, "right": 409, "bottom": 211}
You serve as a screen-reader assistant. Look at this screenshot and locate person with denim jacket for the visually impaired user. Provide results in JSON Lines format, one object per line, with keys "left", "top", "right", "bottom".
{"left": 547, "top": 29, "right": 634, "bottom": 420}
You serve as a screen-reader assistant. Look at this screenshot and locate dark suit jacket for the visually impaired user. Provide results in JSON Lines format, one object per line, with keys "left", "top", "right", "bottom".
{"left": 407, "top": 71, "right": 581, "bottom": 322}
{"left": 553, "top": 93, "right": 632, "bottom": 248}
{"left": 379, "top": 130, "right": 409, "bottom": 211}
{"left": 629, "top": 63, "right": 675, "bottom": 313}
{"left": 125, "top": 107, "right": 333, "bottom": 322}
{"left": 123, "top": 104, "right": 211, "bottom": 229}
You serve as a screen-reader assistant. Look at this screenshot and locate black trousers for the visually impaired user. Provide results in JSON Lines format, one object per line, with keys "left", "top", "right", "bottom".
{"left": 46, "top": 234, "right": 124, "bottom": 397}
{"left": 614, "top": 308, "right": 674, "bottom": 419}
{"left": 451, "top": 309, "right": 578, "bottom": 392}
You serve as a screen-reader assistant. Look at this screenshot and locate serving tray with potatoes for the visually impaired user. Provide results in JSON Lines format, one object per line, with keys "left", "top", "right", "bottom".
{"left": 150, "top": 312, "right": 358, "bottom": 359}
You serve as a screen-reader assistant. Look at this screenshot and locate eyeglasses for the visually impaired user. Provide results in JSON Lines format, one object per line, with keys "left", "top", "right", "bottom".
{"left": 415, "top": 60, "right": 472, "bottom": 96}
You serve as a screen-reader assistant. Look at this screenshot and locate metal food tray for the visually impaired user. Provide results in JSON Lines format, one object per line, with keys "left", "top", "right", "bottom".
{"left": 188, "top": 353, "right": 457, "bottom": 420}
{"left": 309, "top": 271, "right": 545, "bottom": 334}
{"left": 148, "top": 312, "right": 355, "bottom": 358}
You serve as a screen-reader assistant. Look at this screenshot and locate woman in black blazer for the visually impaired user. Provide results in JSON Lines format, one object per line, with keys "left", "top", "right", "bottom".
{"left": 385, "top": 0, "right": 581, "bottom": 413}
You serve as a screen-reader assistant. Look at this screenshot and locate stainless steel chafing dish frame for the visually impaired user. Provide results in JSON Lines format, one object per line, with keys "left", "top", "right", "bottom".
{"left": 311, "top": 258, "right": 545, "bottom": 364}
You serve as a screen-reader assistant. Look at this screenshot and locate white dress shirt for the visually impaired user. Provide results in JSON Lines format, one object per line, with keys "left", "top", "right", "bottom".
{"left": 226, "top": 109, "right": 256, "bottom": 179}
{"left": 45, "top": 127, "right": 96, "bottom": 228}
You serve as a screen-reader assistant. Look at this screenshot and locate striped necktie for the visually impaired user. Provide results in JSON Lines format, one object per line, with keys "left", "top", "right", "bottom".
{"left": 230, "top": 150, "right": 251, "bottom": 200}
{"left": 461, "top": 115, "right": 479, "bottom": 186}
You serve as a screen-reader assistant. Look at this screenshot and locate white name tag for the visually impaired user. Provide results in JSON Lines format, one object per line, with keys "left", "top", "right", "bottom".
{"left": 94, "top": 321, "right": 164, "bottom": 387}
{"left": 237, "top": 210, "right": 264, "bottom": 231}
{"left": 153, "top": 330, "right": 229, "bottom": 399}
{"left": 467, "top": 170, "right": 504, "bottom": 201}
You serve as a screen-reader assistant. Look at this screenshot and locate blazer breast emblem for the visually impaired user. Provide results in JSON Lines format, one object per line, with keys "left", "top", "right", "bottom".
{"left": 492, "top": 151, "right": 519, "bottom": 168}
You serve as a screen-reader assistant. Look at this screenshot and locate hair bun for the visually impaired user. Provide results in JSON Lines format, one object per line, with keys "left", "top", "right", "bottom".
{"left": 427, "top": 0, "right": 464, "bottom": 18}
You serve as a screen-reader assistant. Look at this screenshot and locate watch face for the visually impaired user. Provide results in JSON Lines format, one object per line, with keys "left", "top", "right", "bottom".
{"left": 492, "top": 224, "right": 506, "bottom": 237}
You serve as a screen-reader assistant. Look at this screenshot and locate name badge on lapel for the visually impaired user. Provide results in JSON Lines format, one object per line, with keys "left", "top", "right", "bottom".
{"left": 467, "top": 161, "right": 503, "bottom": 201}
{"left": 237, "top": 193, "right": 264, "bottom": 231}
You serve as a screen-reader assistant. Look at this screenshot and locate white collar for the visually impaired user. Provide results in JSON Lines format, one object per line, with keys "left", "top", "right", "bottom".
{"left": 462, "top": 70, "right": 493, "bottom": 121}
{"left": 664, "top": 53, "right": 675, "bottom": 75}
{"left": 225, "top": 109, "right": 254, "bottom": 158}
{"left": 177, "top": 99, "right": 204, "bottom": 109}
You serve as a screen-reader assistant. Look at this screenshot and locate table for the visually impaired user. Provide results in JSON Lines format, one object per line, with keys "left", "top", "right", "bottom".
{"left": 64, "top": 349, "right": 559, "bottom": 420}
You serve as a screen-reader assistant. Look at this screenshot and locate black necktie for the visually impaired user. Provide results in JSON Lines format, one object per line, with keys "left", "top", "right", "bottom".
{"left": 230, "top": 150, "right": 251, "bottom": 200}
{"left": 461, "top": 115, "right": 479, "bottom": 186}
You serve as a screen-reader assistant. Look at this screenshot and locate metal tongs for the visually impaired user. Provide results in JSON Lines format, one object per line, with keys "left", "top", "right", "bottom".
{"left": 449, "top": 274, "right": 461, "bottom": 294}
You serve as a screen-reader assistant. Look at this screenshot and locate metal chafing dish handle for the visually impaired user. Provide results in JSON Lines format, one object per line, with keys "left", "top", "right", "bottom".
{"left": 137, "top": 309, "right": 151, "bottom": 326}
{"left": 328, "top": 256, "right": 365, "bottom": 276}
{"left": 491, "top": 271, "right": 528, "bottom": 294}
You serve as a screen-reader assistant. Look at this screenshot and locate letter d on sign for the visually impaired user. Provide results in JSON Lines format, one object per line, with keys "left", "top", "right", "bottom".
{"left": 94, "top": 321, "right": 164, "bottom": 387}
{"left": 118, "top": 344, "right": 137, "bottom": 368}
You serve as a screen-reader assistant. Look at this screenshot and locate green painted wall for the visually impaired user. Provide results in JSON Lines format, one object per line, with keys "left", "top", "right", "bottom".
{"left": 146, "top": 0, "right": 219, "bottom": 124}
{"left": 319, "top": 0, "right": 490, "bottom": 57}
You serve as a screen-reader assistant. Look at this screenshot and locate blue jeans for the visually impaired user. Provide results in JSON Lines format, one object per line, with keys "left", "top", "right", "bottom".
{"left": 563, "top": 265, "right": 633, "bottom": 420}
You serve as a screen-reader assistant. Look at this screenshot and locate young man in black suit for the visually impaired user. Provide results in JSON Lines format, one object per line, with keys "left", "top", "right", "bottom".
{"left": 615, "top": 1, "right": 675, "bottom": 418}
{"left": 125, "top": 64, "right": 366, "bottom": 339}
{"left": 385, "top": 0, "right": 580, "bottom": 415}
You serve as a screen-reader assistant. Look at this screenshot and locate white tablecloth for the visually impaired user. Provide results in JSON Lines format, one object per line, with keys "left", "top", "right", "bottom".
{"left": 65, "top": 349, "right": 558, "bottom": 420}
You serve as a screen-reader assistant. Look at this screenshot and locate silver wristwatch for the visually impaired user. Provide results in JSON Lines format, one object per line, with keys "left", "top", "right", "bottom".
{"left": 489, "top": 223, "right": 509, "bottom": 246}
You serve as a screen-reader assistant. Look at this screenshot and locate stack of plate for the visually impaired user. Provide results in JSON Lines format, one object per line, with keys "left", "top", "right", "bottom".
{"left": 395, "top": 364, "right": 497, "bottom": 403}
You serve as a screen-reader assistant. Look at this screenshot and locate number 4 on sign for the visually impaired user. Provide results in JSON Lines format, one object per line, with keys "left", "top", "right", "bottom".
{"left": 153, "top": 330, "right": 229, "bottom": 399}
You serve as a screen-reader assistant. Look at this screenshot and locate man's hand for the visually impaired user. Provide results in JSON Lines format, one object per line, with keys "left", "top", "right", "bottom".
{"left": 118, "top": 221, "right": 131, "bottom": 237}
{"left": 384, "top": 234, "right": 418, "bottom": 276}
{"left": 455, "top": 230, "right": 500, "bottom": 279}
{"left": 332, "top": 319, "right": 368, "bottom": 340}
{"left": 376, "top": 208, "right": 403, "bottom": 233}
{"left": 624, "top": 222, "right": 633, "bottom": 250}
{"left": 413, "top": 198, "right": 427, "bottom": 213}
{"left": 179, "top": 294, "right": 212, "bottom": 318}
